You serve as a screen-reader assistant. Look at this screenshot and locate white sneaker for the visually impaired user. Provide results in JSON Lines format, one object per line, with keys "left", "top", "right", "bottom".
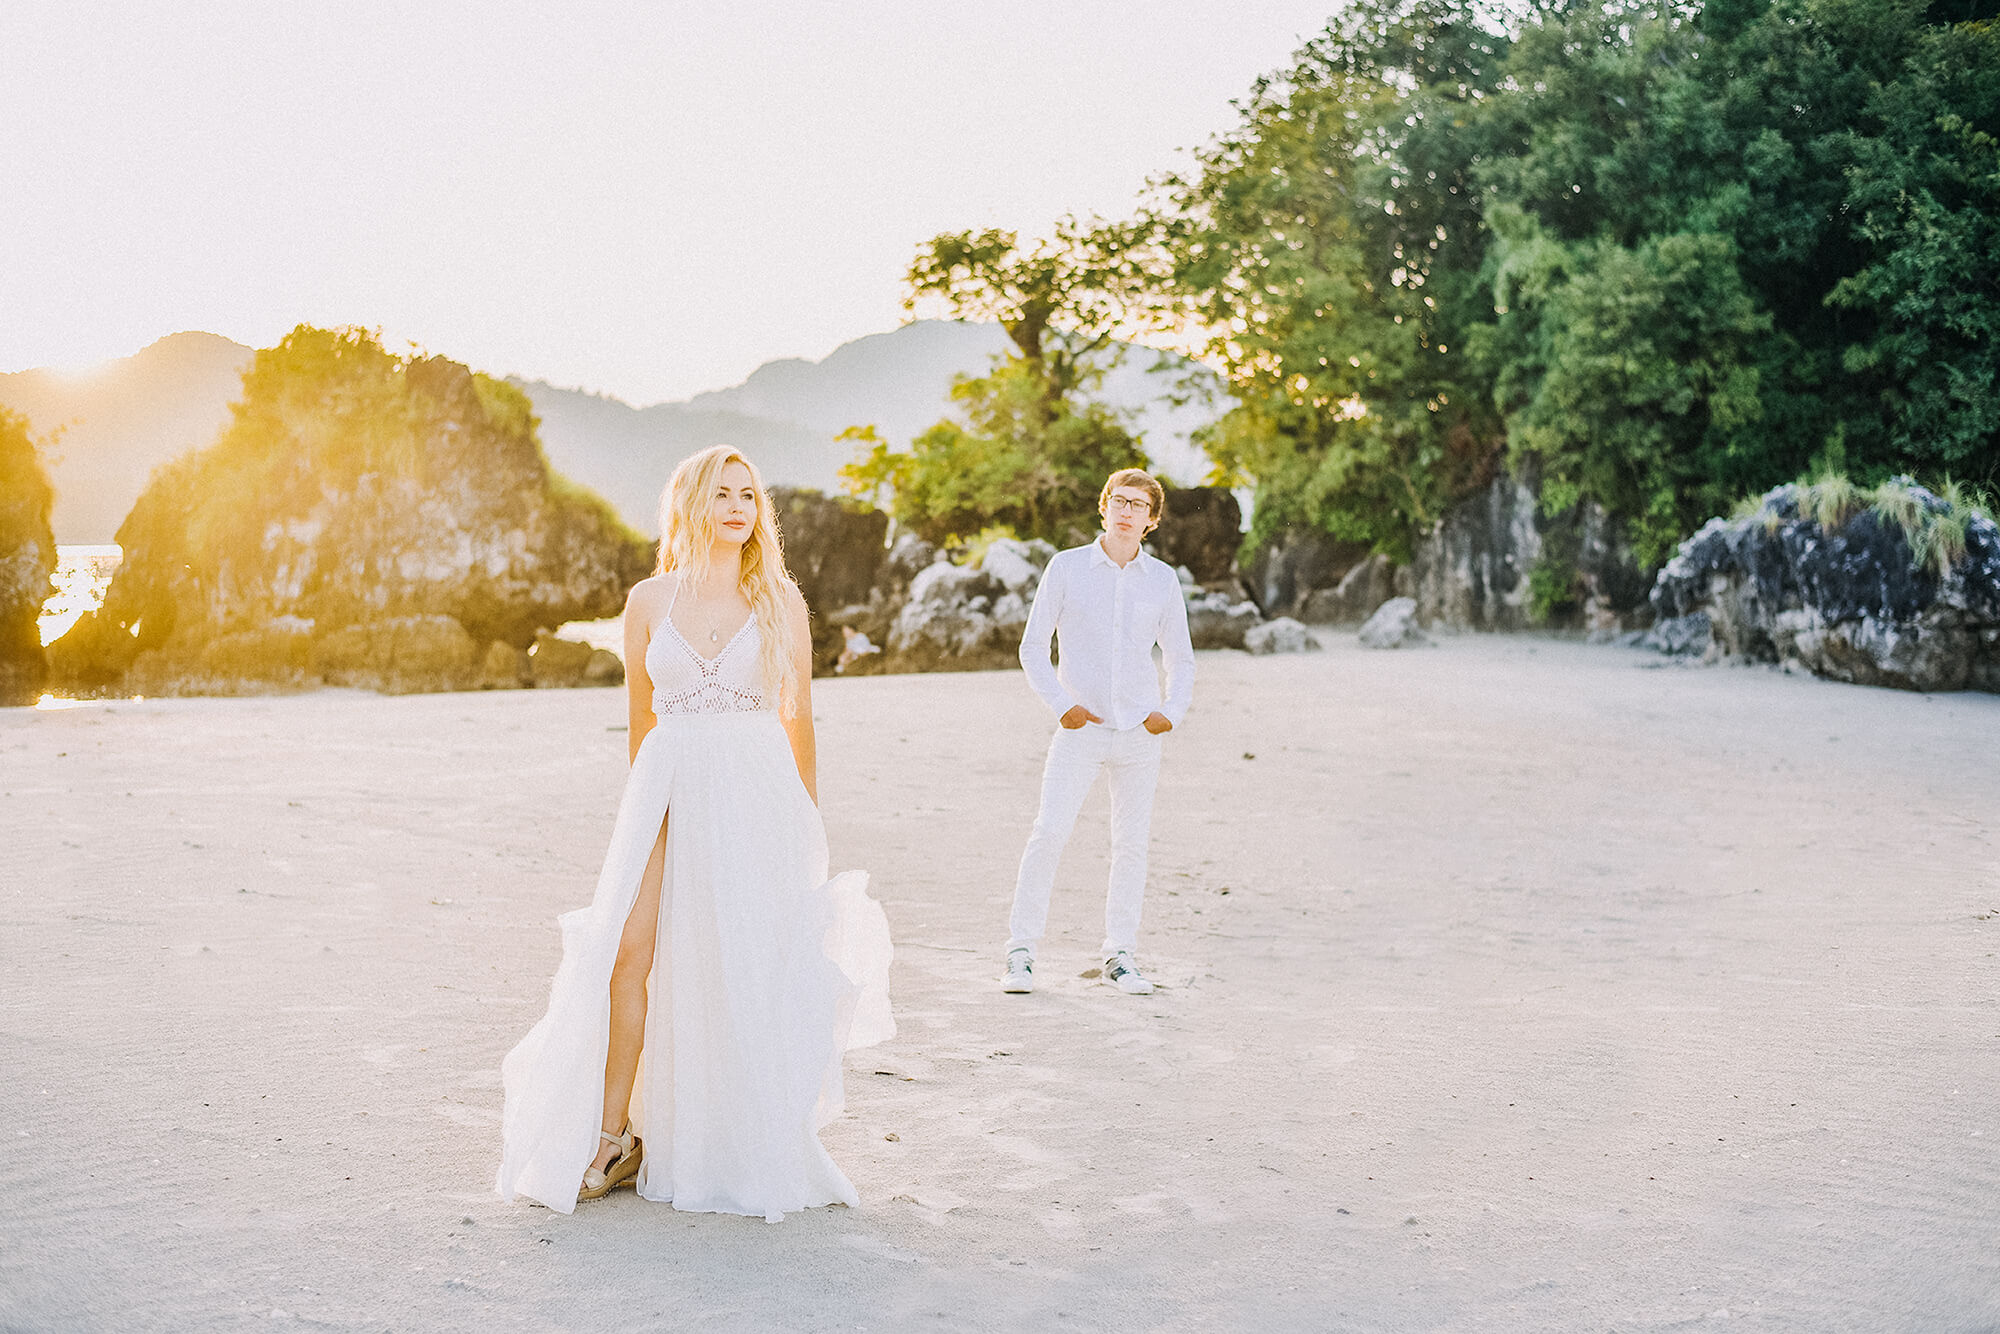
{"left": 1103, "top": 951, "right": 1153, "bottom": 995}
{"left": 1001, "top": 948, "right": 1034, "bottom": 993}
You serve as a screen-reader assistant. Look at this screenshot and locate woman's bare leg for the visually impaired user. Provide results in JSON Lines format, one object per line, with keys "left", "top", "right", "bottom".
{"left": 590, "top": 815, "right": 667, "bottom": 1176}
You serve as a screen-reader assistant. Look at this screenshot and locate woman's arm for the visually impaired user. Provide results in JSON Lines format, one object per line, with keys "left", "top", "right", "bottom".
{"left": 778, "top": 584, "right": 818, "bottom": 803}
{"left": 624, "top": 577, "right": 665, "bottom": 764}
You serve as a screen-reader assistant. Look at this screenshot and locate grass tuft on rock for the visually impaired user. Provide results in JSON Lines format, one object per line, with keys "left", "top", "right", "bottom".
{"left": 1780, "top": 473, "right": 1995, "bottom": 579}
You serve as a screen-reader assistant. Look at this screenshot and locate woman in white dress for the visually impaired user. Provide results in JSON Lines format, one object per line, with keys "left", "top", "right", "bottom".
{"left": 496, "top": 445, "right": 894, "bottom": 1221}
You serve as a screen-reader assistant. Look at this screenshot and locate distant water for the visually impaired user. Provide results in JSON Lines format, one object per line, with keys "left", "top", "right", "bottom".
{"left": 40, "top": 545, "right": 121, "bottom": 646}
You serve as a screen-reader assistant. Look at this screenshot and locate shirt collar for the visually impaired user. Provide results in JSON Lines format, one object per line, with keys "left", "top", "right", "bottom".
{"left": 1090, "top": 537, "right": 1145, "bottom": 571}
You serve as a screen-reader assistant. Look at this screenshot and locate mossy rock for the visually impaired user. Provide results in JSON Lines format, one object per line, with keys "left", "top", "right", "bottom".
{"left": 583, "top": 648, "right": 624, "bottom": 687}
{"left": 528, "top": 633, "right": 594, "bottom": 688}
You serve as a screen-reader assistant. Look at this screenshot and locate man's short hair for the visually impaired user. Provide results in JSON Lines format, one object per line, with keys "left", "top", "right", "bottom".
{"left": 1100, "top": 468, "right": 1165, "bottom": 519}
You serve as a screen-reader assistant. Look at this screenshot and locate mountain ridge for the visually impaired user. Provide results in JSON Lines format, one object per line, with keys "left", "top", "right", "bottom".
{"left": 3, "top": 322, "right": 1219, "bottom": 542}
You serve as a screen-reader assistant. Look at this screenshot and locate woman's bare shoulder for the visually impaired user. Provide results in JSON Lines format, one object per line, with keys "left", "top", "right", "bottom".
{"left": 626, "top": 572, "right": 674, "bottom": 611}
{"left": 776, "top": 577, "right": 811, "bottom": 621}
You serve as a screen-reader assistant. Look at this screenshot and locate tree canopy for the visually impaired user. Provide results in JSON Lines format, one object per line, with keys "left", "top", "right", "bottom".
{"left": 842, "top": 226, "right": 1148, "bottom": 545}
{"left": 1147, "top": 0, "right": 1998, "bottom": 565}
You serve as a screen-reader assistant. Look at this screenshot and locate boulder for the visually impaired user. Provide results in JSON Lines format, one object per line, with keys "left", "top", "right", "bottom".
{"left": 1649, "top": 481, "right": 2000, "bottom": 692}
{"left": 584, "top": 648, "right": 625, "bottom": 687}
{"left": 48, "top": 327, "right": 652, "bottom": 697}
{"left": 1147, "top": 486, "right": 1243, "bottom": 585}
{"left": 198, "top": 621, "right": 315, "bottom": 682}
{"left": 1185, "top": 590, "right": 1263, "bottom": 650}
{"left": 1244, "top": 525, "right": 1368, "bottom": 618}
{"left": 1301, "top": 553, "right": 1398, "bottom": 626}
{"left": 302, "top": 615, "right": 483, "bottom": 693}
{"left": 1359, "top": 597, "right": 1428, "bottom": 649}
{"left": 883, "top": 560, "right": 1017, "bottom": 672}
{"left": 979, "top": 537, "right": 1056, "bottom": 600}
{"left": 528, "top": 633, "right": 596, "bottom": 688}
{"left": 882, "top": 532, "right": 940, "bottom": 589}
{"left": 1641, "top": 612, "right": 1712, "bottom": 657}
{"left": 1245, "top": 617, "right": 1318, "bottom": 655}
{"left": 0, "top": 410, "right": 56, "bottom": 706}
{"left": 478, "top": 639, "right": 530, "bottom": 689}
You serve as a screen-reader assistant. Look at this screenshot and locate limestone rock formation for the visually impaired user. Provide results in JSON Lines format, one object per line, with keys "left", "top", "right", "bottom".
{"left": 881, "top": 538, "right": 1053, "bottom": 673}
{"left": 1186, "top": 589, "right": 1264, "bottom": 650}
{"left": 1301, "top": 553, "right": 1398, "bottom": 626}
{"left": 313, "top": 616, "right": 480, "bottom": 694}
{"left": 0, "top": 410, "right": 57, "bottom": 706}
{"left": 1359, "top": 597, "right": 1428, "bottom": 649}
{"left": 48, "top": 327, "right": 652, "bottom": 696}
{"left": 1641, "top": 613, "right": 1713, "bottom": 657}
{"left": 1245, "top": 526, "right": 1367, "bottom": 618}
{"left": 1649, "top": 481, "right": 2000, "bottom": 692}
{"left": 1408, "top": 469, "right": 1651, "bottom": 632}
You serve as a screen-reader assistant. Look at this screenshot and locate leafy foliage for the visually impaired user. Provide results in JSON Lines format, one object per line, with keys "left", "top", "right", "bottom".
{"left": 842, "top": 228, "right": 1149, "bottom": 545}
{"left": 838, "top": 360, "right": 1144, "bottom": 545}
{"left": 105, "top": 325, "right": 649, "bottom": 654}
{"left": 1792, "top": 471, "right": 1996, "bottom": 575}
{"left": 1142, "top": 0, "right": 1999, "bottom": 566}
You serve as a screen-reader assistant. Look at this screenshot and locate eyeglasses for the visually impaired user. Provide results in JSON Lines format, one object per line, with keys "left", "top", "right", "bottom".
{"left": 1105, "top": 496, "right": 1152, "bottom": 514}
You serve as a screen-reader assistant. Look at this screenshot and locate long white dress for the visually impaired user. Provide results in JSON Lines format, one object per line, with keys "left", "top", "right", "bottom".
{"left": 495, "top": 594, "right": 894, "bottom": 1220}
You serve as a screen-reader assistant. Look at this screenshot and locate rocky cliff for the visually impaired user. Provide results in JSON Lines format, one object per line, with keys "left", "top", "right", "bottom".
{"left": 48, "top": 326, "right": 652, "bottom": 695}
{"left": 0, "top": 410, "right": 56, "bottom": 705}
{"left": 1264, "top": 468, "right": 1653, "bottom": 634}
{"left": 1407, "top": 470, "right": 1652, "bottom": 632}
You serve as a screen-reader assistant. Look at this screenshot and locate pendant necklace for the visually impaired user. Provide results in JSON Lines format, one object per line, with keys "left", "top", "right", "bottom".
{"left": 689, "top": 581, "right": 721, "bottom": 643}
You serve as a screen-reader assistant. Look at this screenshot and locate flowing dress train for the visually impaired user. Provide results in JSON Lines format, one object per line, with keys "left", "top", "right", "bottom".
{"left": 495, "top": 596, "right": 894, "bottom": 1220}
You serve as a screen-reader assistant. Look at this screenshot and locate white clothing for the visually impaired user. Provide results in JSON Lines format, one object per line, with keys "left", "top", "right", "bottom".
{"left": 496, "top": 594, "right": 894, "bottom": 1221}
{"left": 1008, "top": 722, "right": 1162, "bottom": 957}
{"left": 1017, "top": 539, "right": 1195, "bottom": 732}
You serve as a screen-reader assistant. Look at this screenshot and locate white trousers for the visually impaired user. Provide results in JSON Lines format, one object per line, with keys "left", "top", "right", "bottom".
{"left": 1008, "top": 722, "right": 1163, "bottom": 958}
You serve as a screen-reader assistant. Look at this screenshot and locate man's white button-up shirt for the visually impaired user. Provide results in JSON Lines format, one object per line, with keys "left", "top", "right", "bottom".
{"left": 1018, "top": 538, "right": 1196, "bottom": 731}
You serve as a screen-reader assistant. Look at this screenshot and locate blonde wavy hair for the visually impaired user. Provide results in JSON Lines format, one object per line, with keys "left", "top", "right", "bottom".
{"left": 654, "top": 446, "right": 802, "bottom": 717}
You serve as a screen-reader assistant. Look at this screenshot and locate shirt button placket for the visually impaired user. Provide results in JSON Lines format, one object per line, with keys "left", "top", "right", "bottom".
{"left": 1110, "top": 564, "right": 1125, "bottom": 728}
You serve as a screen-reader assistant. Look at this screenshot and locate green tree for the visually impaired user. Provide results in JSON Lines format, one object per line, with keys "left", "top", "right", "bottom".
{"left": 839, "top": 360, "right": 1143, "bottom": 543}
{"left": 842, "top": 224, "right": 1149, "bottom": 544}
{"left": 1142, "top": 0, "right": 1998, "bottom": 566}
{"left": 1154, "top": 0, "right": 1512, "bottom": 557}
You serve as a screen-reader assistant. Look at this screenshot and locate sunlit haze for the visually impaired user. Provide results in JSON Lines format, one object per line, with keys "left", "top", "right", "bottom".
{"left": 2, "top": 2, "right": 1331, "bottom": 403}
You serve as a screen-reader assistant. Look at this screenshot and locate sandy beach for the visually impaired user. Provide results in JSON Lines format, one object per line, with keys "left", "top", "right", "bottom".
{"left": 2, "top": 636, "right": 1996, "bottom": 1333}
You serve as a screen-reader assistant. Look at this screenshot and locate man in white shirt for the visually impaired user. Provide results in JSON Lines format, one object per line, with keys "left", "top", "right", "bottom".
{"left": 1003, "top": 469, "right": 1196, "bottom": 996}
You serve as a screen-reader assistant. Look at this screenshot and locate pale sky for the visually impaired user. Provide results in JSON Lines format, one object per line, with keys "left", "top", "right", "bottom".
{"left": 2, "top": 2, "right": 1333, "bottom": 404}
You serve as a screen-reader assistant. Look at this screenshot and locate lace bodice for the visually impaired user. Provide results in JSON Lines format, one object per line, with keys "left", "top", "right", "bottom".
{"left": 645, "top": 586, "right": 770, "bottom": 716}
